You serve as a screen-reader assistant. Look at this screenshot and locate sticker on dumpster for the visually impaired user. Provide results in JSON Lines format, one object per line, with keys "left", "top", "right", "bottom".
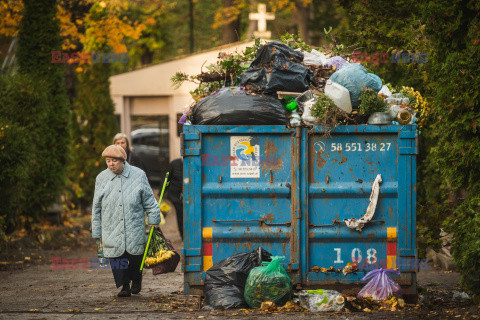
{"left": 230, "top": 136, "right": 260, "bottom": 178}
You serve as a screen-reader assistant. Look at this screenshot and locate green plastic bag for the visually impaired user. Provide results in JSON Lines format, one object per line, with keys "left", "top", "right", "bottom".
{"left": 244, "top": 256, "right": 293, "bottom": 308}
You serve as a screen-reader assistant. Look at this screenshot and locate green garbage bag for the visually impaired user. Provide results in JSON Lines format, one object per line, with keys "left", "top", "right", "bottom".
{"left": 244, "top": 256, "right": 293, "bottom": 308}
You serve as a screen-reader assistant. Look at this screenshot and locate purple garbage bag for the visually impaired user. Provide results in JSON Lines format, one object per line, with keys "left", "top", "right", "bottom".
{"left": 178, "top": 109, "right": 191, "bottom": 124}
{"left": 357, "top": 268, "right": 401, "bottom": 301}
{"left": 325, "top": 56, "right": 347, "bottom": 70}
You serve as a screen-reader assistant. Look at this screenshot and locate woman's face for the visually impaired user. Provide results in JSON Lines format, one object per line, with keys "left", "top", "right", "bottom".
{"left": 115, "top": 138, "right": 128, "bottom": 151}
{"left": 106, "top": 157, "right": 125, "bottom": 175}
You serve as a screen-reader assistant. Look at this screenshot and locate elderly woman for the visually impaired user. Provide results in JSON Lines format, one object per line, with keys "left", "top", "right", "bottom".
{"left": 113, "top": 133, "right": 146, "bottom": 173}
{"left": 91, "top": 145, "right": 161, "bottom": 297}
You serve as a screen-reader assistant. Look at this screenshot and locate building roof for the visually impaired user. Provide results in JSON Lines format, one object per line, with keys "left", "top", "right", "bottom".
{"left": 110, "top": 40, "right": 257, "bottom": 97}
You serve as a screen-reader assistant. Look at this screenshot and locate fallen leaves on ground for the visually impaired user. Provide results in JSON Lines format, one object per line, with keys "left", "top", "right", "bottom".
{"left": 1, "top": 211, "right": 94, "bottom": 270}
{"left": 151, "top": 294, "right": 200, "bottom": 312}
{"left": 345, "top": 295, "right": 406, "bottom": 312}
{"left": 259, "top": 301, "right": 305, "bottom": 314}
{"left": 260, "top": 301, "right": 276, "bottom": 313}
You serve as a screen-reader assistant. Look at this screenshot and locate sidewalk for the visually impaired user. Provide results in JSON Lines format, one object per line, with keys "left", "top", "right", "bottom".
{"left": 0, "top": 210, "right": 478, "bottom": 319}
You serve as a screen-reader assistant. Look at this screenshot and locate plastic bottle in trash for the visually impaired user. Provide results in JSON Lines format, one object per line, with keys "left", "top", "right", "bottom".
{"left": 290, "top": 111, "right": 301, "bottom": 126}
{"left": 297, "top": 289, "right": 345, "bottom": 312}
{"left": 284, "top": 97, "right": 298, "bottom": 111}
{"left": 96, "top": 239, "right": 108, "bottom": 268}
{"left": 388, "top": 105, "right": 413, "bottom": 125}
{"left": 324, "top": 80, "right": 352, "bottom": 113}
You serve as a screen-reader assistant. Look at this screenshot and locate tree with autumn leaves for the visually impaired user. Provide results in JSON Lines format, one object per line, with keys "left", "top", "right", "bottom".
{"left": 0, "top": 0, "right": 148, "bottom": 225}
{"left": 67, "top": 2, "right": 144, "bottom": 212}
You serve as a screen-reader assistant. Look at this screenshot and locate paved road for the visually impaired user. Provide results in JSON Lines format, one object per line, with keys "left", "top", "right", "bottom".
{"left": 0, "top": 208, "right": 476, "bottom": 319}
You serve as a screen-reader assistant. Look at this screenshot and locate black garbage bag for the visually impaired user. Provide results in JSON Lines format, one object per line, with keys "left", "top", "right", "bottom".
{"left": 204, "top": 247, "right": 272, "bottom": 309}
{"left": 191, "top": 87, "right": 287, "bottom": 125}
{"left": 239, "top": 41, "right": 315, "bottom": 94}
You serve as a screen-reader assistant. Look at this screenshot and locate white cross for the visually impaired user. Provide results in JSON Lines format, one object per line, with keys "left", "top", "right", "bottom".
{"left": 249, "top": 4, "right": 275, "bottom": 38}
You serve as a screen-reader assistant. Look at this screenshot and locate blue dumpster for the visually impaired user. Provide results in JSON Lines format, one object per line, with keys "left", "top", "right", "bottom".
{"left": 181, "top": 125, "right": 417, "bottom": 297}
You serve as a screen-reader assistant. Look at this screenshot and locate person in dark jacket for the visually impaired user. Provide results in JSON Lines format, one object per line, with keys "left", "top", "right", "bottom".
{"left": 166, "top": 158, "right": 184, "bottom": 239}
{"left": 113, "top": 133, "right": 147, "bottom": 174}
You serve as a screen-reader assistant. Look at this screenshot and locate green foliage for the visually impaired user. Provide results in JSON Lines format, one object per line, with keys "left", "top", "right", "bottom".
{"left": 67, "top": 63, "right": 118, "bottom": 212}
{"left": 7, "top": 0, "right": 70, "bottom": 230}
{"left": 171, "top": 72, "right": 190, "bottom": 90}
{"left": 67, "top": 4, "right": 119, "bottom": 212}
{"left": 422, "top": 0, "right": 480, "bottom": 193}
{"left": 420, "top": 1, "right": 480, "bottom": 294}
{"left": 311, "top": 94, "right": 337, "bottom": 119}
{"left": 310, "top": 93, "right": 348, "bottom": 133}
{"left": 17, "top": 0, "right": 63, "bottom": 80}
{"left": 337, "top": 0, "right": 480, "bottom": 295}
{"left": 0, "top": 119, "right": 28, "bottom": 233}
{"left": 338, "top": 0, "right": 429, "bottom": 90}
{"left": 309, "top": 1, "right": 350, "bottom": 48}
{"left": 0, "top": 74, "right": 51, "bottom": 232}
{"left": 444, "top": 196, "right": 480, "bottom": 295}
{"left": 280, "top": 33, "right": 312, "bottom": 52}
{"left": 358, "top": 87, "right": 388, "bottom": 115}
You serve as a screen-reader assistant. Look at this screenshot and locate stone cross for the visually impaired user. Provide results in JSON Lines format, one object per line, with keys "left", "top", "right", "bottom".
{"left": 249, "top": 3, "right": 275, "bottom": 39}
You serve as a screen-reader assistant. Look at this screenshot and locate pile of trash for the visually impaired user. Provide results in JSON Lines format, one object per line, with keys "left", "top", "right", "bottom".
{"left": 204, "top": 247, "right": 406, "bottom": 314}
{"left": 178, "top": 40, "right": 418, "bottom": 128}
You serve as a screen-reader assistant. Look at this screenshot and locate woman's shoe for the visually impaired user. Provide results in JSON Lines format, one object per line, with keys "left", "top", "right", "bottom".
{"left": 131, "top": 279, "right": 142, "bottom": 294}
{"left": 117, "top": 284, "right": 131, "bottom": 297}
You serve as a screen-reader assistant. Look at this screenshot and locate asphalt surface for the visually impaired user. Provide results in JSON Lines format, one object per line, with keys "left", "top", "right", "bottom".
{"left": 0, "top": 206, "right": 478, "bottom": 320}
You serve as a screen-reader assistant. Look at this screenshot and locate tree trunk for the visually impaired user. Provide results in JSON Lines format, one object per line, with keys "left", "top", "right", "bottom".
{"left": 246, "top": 0, "right": 258, "bottom": 39}
{"left": 189, "top": 0, "right": 194, "bottom": 53}
{"left": 141, "top": 48, "right": 153, "bottom": 65}
{"left": 294, "top": 0, "right": 310, "bottom": 42}
{"left": 221, "top": 0, "right": 240, "bottom": 44}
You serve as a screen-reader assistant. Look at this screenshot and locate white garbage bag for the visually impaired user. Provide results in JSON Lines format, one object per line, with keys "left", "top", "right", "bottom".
{"left": 301, "top": 97, "right": 319, "bottom": 126}
{"left": 379, "top": 85, "right": 393, "bottom": 97}
{"left": 297, "top": 49, "right": 328, "bottom": 66}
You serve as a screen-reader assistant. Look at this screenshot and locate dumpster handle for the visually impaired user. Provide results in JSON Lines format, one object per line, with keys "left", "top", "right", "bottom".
{"left": 212, "top": 217, "right": 291, "bottom": 227}
{"left": 309, "top": 219, "right": 385, "bottom": 228}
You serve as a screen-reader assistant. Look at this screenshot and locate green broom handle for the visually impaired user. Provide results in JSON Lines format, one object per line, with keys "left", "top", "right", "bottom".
{"left": 140, "top": 225, "right": 154, "bottom": 271}
{"left": 158, "top": 172, "right": 169, "bottom": 206}
{"left": 140, "top": 172, "right": 170, "bottom": 271}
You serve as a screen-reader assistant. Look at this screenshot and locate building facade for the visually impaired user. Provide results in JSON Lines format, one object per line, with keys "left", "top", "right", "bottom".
{"left": 110, "top": 40, "right": 255, "bottom": 162}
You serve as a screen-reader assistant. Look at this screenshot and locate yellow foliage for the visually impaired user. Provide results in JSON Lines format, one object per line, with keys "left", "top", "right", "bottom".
{"left": 401, "top": 86, "right": 432, "bottom": 129}
{"left": 0, "top": 0, "right": 144, "bottom": 60}
{"left": 145, "top": 17, "right": 156, "bottom": 25}
{"left": 57, "top": 5, "right": 81, "bottom": 51}
{"left": 213, "top": 3, "right": 245, "bottom": 29}
{"left": 0, "top": 0, "right": 23, "bottom": 37}
{"left": 268, "top": 0, "right": 296, "bottom": 12}
{"left": 80, "top": 3, "right": 145, "bottom": 56}
{"left": 145, "top": 249, "right": 175, "bottom": 267}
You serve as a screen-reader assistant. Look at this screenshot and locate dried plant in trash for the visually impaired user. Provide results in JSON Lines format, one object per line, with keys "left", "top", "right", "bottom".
{"left": 311, "top": 93, "right": 350, "bottom": 136}
{"left": 358, "top": 87, "right": 388, "bottom": 116}
{"left": 170, "top": 38, "right": 262, "bottom": 101}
